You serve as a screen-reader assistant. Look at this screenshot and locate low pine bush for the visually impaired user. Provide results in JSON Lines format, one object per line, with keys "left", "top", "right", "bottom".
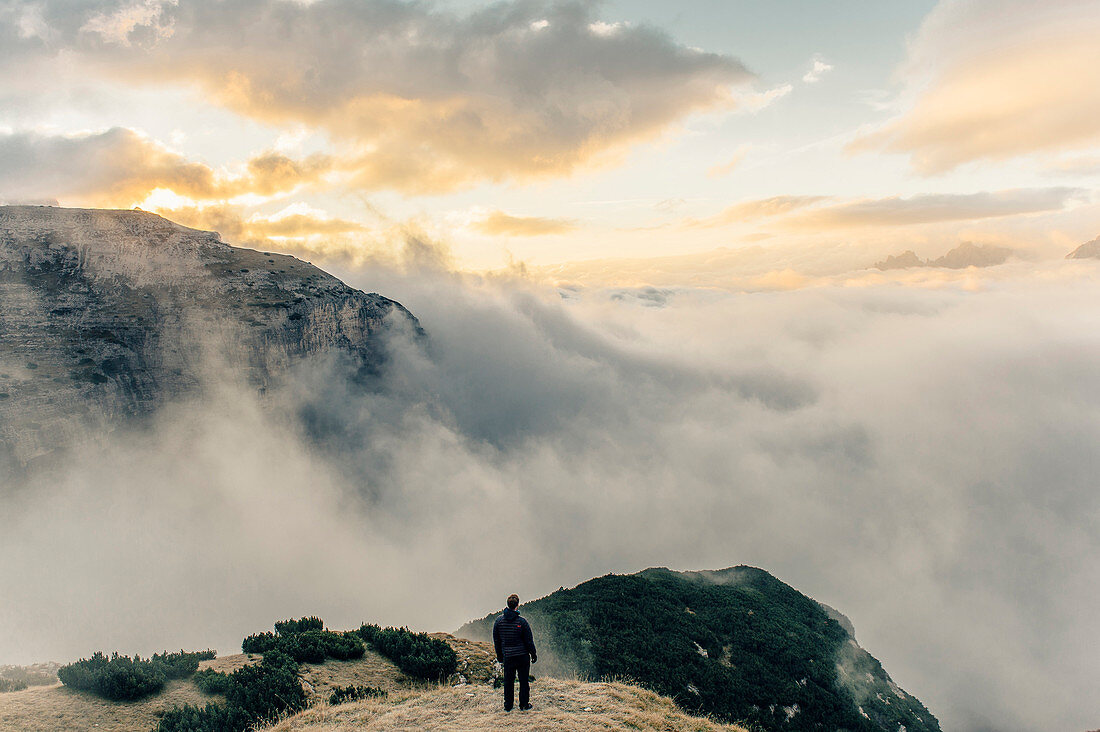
{"left": 155, "top": 702, "right": 238, "bottom": 732}
{"left": 356, "top": 624, "right": 457, "bottom": 681}
{"left": 152, "top": 650, "right": 216, "bottom": 679}
{"left": 193, "top": 668, "right": 231, "bottom": 695}
{"left": 156, "top": 651, "right": 305, "bottom": 732}
{"left": 59, "top": 653, "right": 165, "bottom": 701}
{"left": 329, "top": 684, "right": 386, "bottom": 705}
{"left": 224, "top": 650, "right": 306, "bottom": 723}
{"left": 58, "top": 650, "right": 215, "bottom": 702}
{"left": 241, "top": 619, "right": 364, "bottom": 663}
{"left": 274, "top": 617, "right": 324, "bottom": 636}
{"left": 241, "top": 632, "right": 279, "bottom": 655}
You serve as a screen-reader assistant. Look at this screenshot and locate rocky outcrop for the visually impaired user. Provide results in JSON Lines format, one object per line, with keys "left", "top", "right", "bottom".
{"left": 1067, "top": 235, "right": 1100, "bottom": 259}
{"left": 873, "top": 250, "right": 923, "bottom": 271}
{"left": 0, "top": 206, "right": 417, "bottom": 465}
{"left": 874, "top": 241, "right": 1014, "bottom": 270}
{"left": 929, "top": 241, "right": 1013, "bottom": 269}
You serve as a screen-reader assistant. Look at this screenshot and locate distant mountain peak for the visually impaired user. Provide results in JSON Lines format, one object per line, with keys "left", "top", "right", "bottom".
{"left": 874, "top": 241, "right": 1014, "bottom": 270}
{"left": 1067, "top": 234, "right": 1100, "bottom": 259}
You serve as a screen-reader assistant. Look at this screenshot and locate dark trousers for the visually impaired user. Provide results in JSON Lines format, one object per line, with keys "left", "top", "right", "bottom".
{"left": 502, "top": 654, "right": 530, "bottom": 710}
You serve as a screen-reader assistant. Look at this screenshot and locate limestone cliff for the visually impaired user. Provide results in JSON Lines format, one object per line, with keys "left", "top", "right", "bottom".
{"left": 0, "top": 206, "right": 417, "bottom": 465}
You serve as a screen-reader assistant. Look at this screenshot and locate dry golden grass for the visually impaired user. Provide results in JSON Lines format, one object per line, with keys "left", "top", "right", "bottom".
{"left": 264, "top": 677, "right": 749, "bottom": 732}
{"left": 297, "top": 649, "right": 420, "bottom": 700}
{"left": 0, "top": 650, "right": 415, "bottom": 732}
{"left": 0, "top": 637, "right": 746, "bottom": 732}
{"left": 0, "top": 655, "right": 246, "bottom": 732}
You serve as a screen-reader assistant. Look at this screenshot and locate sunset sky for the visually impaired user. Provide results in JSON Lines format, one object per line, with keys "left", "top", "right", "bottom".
{"left": 5, "top": 5, "right": 1100, "bottom": 730}
{"left": 2, "top": 0, "right": 1098, "bottom": 277}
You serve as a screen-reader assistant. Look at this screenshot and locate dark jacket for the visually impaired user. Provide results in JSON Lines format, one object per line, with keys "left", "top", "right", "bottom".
{"left": 493, "top": 607, "right": 537, "bottom": 662}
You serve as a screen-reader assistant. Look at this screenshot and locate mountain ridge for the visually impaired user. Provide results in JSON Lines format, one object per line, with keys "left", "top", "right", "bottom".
{"left": 1067, "top": 234, "right": 1100, "bottom": 259}
{"left": 0, "top": 205, "right": 417, "bottom": 467}
{"left": 873, "top": 241, "right": 1014, "bottom": 270}
{"left": 460, "top": 565, "right": 940, "bottom": 732}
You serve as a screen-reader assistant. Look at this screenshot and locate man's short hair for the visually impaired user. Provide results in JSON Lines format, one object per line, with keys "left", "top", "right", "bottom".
{"left": 507, "top": 594, "right": 520, "bottom": 609}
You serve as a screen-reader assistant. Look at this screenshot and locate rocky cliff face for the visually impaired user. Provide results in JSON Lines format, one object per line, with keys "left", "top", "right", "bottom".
{"left": 0, "top": 206, "right": 417, "bottom": 466}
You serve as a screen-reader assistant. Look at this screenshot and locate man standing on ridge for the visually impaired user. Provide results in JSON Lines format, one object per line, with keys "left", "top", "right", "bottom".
{"left": 493, "top": 593, "right": 537, "bottom": 711}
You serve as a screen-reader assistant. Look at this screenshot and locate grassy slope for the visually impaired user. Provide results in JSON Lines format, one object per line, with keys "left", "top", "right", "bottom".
{"left": 264, "top": 678, "right": 748, "bottom": 732}
{"left": 0, "top": 655, "right": 247, "bottom": 732}
{"left": 0, "top": 634, "right": 746, "bottom": 732}
{"left": 0, "top": 648, "right": 417, "bottom": 732}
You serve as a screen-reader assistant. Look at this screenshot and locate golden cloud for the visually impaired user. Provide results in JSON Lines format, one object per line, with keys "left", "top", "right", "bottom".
{"left": 246, "top": 213, "right": 364, "bottom": 238}
{"left": 683, "top": 195, "right": 828, "bottom": 228}
{"left": 7, "top": 0, "right": 753, "bottom": 194}
{"left": 851, "top": 1, "right": 1100, "bottom": 172}
{"left": 473, "top": 211, "right": 577, "bottom": 237}
{"left": 780, "top": 189, "right": 1084, "bottom": 230}
{"left": 148, "top": 204, "right": 350, "bottom": 238}
{"left": 0, "top": 128, "right": 331, "bottom": 206}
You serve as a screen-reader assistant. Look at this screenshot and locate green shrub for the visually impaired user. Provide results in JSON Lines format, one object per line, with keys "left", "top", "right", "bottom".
{"left": 155, "top": 651, "right": 305, "bottom": 732}
{"left": 157, "top": 618, "right": 367, "bottom": 732}
{"left": 280, "top": 631, "right": 328, "bottom": 664}
{"left": 241, "top": 632, "right": 279, "bottom": 655}
{"left": 241, "top": 620, "right": 364, "bottom": 663}
{"left": 324, "top": 631, "right": 368, "bottom": 661}
{"left": 193, "top": 668, "right": 231, "bottom": 695}
{"left": 274, "top": 617, "right": 324, "bottom": 636}
{"left": 328, "top": 684, "right": 386, "bottom": 705}
{"left": 151, "top": 650, "right": 216, "bottom": 680}
{"left": 356, "top": 624, "right": 457, "bottom": 681}
{"left": 59, "top": 650, "right": 215, "bottom": 702}
{"left": 155, "top": 702, "right": 239, "bottom": 732}
{"left": 224, "top": 650, "right": 306, "bottom": 724}
{"left": 59, "top": 652, "right": 165, "bottom": 701}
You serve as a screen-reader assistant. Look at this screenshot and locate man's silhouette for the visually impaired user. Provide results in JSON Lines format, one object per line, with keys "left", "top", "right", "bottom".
{"left": 493, "top": 593, "right": 537, "bottom": 711}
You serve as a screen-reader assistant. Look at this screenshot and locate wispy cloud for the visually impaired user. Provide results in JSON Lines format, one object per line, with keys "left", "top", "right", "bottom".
{"left": 707, "top": 144, "right": 752, "bottom": 178}
{"left": 683, "top": 195, "right": 829, "bottom": 228}
{"left": 733, "top": 83, "right": 793, "bottom": 113}
{"left": 472, "top": 211, "right": 577, "bottom": 237}
{"left": 781, "top": 188, "right": 1086, "bottom": 229}
{"left": 802, "top": 55, "right": 833, "bottom": 84}
{"left": 851, "top": 0, "right": 1100, "bottom": 173}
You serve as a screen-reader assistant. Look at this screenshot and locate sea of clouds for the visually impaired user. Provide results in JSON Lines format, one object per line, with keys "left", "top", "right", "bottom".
{"left": 2, "top": 248, "right": 1099, "bottom": 732}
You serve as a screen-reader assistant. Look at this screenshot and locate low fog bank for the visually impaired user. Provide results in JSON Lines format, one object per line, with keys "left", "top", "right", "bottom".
{"left": 3, "top": 254, "right": 1100, "bottom": 732}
